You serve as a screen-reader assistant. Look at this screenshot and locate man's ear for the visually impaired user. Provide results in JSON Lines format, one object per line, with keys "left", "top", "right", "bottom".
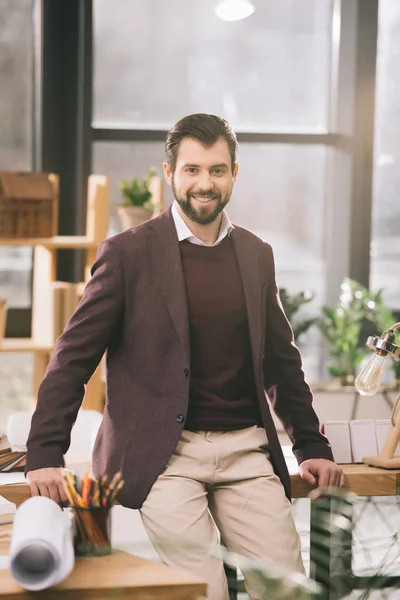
{"left": 163, "top": 161, "right": 173, "bottom": 186}
{"left": 233, "top": 163, "right": 239, "bottom": 183}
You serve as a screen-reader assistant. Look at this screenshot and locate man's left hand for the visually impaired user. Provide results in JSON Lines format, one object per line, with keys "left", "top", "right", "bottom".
{"left": 299, "top": 458, "right": 345, "bottom": 490}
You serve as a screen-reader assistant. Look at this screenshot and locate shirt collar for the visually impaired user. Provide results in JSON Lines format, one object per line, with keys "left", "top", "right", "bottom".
{"left": 171, "top": 201, "right": 233, "bottom": 247}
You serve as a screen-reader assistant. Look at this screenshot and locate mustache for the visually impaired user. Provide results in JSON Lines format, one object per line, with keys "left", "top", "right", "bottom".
{"left": 188, "top": 190, "right": 221, "bottom": 199}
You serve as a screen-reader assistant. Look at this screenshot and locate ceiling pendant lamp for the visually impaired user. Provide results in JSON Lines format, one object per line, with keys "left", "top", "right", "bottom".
{"left": 214, "top": 0, "right": 255, "bottom": 22}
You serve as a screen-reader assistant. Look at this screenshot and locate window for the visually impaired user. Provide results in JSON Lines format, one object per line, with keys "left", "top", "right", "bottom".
{"left": 92, "top": 0, "right": 336, "bottom": 382}
{"left": 94, "top": 141, "right": 327, "bottom": 380}
{"left": 93, "top": 0, "right": 333, "bottom": 132}
{"left": 0, "top": 0, "right": 35, "bottom": 429}
{"left": 0, "top": 0, "right": 34, "bottom": 309}
{"left": 371, "top": 0, "right": 400, "bottom": 309}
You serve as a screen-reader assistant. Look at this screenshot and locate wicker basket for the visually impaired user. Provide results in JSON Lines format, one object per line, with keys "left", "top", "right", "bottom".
{"left": 0, "top": 172, "right": 58, "bottom": 238}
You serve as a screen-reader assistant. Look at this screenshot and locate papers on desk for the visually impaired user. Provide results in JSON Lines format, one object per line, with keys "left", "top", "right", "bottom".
{"left": 323, "top": 421, "right": 352, "bottom": 463}
{"left": 323, "top": 419, "right": 400, "bottom": 463}
{"left": 9, "top": 496, "right": 74, "bottom": 591}
{"left": 0, "top": 473, "right": 26, "bottom": 485}
{"left": 0, "top": 462, "right": 91, "bottom": 487}
{"left": 0, "top": 495, "right": 16, "bottom": 515}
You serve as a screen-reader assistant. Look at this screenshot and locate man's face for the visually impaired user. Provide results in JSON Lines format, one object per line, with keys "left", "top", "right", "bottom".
{"left": 163, "top": 137, "right": 238, "bottom": 225}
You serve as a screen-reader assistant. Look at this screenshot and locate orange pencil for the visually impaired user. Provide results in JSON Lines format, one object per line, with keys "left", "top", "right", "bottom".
{"left": 82, "top": 471, "right": 90, "bottom": 506}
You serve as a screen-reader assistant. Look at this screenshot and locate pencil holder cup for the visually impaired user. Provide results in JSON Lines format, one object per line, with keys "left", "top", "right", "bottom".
{"left": 72, "top": 506, "right": 112, "bottom": 557}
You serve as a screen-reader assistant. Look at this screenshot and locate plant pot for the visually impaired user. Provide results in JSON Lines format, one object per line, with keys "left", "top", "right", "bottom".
{"left": 338, "top": 374, "right": 355, "bottom": 387}
{"left": 117, "top": 206, "right": 153, "bottom": 230}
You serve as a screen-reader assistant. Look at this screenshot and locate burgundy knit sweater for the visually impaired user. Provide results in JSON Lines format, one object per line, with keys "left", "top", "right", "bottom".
{"left": 179, "top": 237, "right": 262, "bottom": 430}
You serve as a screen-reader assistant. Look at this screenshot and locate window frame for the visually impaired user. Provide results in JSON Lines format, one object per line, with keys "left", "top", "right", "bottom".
{"left": 7, "top": 0, "right": 380, "bottom": 345}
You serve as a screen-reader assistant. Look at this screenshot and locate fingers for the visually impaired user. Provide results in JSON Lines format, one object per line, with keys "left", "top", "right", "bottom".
{"left": 28, "top": 481, "right": 40, "bottom": 497}
{"left": 300, "top": 467, "right": 317, "bottom": 486}
{"left": 26, "top": 468, "right": 68, "bottom": 505}
{"left": 316, "top": 469, "right": 330, "bottom": 491}
{"left": 47, "top": 483, "right": 62, "bottom": 504}
{"left": 300, "top": 460, "right": 344, "bottom": 492}
{"left": 318, "top": 465, "right": 344, "bottom": 490}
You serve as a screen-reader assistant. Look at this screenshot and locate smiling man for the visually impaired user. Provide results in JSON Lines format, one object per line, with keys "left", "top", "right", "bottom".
{"left": 25, "top": 113, "right": 343, "bottom": 600}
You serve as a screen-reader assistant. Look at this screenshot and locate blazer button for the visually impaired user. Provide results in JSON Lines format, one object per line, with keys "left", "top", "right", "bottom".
{"left": 177, "top": 414, "right": 185, "bottom": 423}
{"left": 184, "top": 368, "right": 190, "bottom": 378}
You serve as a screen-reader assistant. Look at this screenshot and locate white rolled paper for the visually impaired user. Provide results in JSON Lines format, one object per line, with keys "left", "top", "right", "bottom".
{"left": 9, "top": 496, "right": 74, "bottom": 591}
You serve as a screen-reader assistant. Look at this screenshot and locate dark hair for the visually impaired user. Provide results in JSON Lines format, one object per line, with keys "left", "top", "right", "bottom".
{"left": 165, "top": 113, "right": 238, "bottom": 173}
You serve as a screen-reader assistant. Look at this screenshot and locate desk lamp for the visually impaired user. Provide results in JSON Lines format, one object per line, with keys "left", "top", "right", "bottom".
{"left": 355, "top": 322, "right": 400, "bottom": 468}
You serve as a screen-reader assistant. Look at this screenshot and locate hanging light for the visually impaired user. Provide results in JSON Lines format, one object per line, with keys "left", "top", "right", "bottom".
{"left": 214, "top": 0, "right": 255, "bottom": 22}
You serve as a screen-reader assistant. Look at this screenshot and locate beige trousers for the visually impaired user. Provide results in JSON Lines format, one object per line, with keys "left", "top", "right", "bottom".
{"left": 140, "top": 426, "right": 304, "bottom": 600}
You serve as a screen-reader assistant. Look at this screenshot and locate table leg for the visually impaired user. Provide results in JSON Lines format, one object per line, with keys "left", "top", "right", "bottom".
{"left": 310, "top": 492, "right": 354, "bottom": 599}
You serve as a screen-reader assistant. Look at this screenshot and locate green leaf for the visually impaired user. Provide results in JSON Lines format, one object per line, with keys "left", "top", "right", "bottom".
{"left": 118, "top": 168, "right": 158, "bottom": 207}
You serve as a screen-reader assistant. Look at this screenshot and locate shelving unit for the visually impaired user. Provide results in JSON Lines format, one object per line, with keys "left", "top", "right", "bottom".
{"left": 0, "top": 174, "right": 110, "bottom": 412}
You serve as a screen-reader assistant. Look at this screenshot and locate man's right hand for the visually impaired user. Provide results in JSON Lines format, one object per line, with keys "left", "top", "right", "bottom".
{"left": 26, "top": 467, "right": 68, "bottom": 504}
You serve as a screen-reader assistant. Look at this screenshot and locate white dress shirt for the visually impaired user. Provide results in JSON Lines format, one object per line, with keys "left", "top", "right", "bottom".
{"left": 171, "top": 201, "right": 233, "bottom": 247}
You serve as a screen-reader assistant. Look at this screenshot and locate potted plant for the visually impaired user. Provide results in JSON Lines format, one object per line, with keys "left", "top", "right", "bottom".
{"left": 317, "top": 279, "right": 378, "bottom": 385}
{"left": 118, "top": 167, "right": 158, "bottom": 230}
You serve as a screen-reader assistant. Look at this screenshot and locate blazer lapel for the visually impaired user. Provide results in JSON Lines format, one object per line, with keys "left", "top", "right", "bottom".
{"left": 149, "top": 209, "right": 190, "bottom": 360}
{"left": 230, "top": 227, "right": 264, "bottom": 366}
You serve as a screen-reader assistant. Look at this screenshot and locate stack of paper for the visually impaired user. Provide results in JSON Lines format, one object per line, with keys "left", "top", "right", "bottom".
{"left": 0, "top": 495, "right": 16, "bottom": 515}
{"left": 0, "top": 449, "right": 26, "bottom": 473}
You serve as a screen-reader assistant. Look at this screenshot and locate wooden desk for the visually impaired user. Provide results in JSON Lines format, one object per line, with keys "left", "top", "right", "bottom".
{"left": 0, "top": 522, "right": 206, "bottom": 600}
{"left": 1, "top": 465, "right": 399, "bottom": 600}
{"left": 1, "top": 464, "right": 399, "bottom": 506}
{"left": 291, "top": 463, "right": 400, "bottom": 497}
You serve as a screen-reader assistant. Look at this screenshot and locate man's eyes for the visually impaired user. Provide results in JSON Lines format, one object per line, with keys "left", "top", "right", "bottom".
{"left": 185, "top": 168, "right": 225, "bottom": 174}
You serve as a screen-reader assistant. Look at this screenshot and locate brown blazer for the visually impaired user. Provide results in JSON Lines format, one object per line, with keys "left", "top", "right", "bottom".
{"left": 26, "top": 207, "right": 333, "bottom": 508}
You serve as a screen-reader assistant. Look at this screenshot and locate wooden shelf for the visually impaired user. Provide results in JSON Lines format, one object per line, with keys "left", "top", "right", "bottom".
{"left": 0, "top": 235, "right": 99, "bottom": 249}
{"left": 0, "top": 338, "right": 53, "bottom": 353}
{"left": 0, "top": 175, "right": 109, "bottom": 411}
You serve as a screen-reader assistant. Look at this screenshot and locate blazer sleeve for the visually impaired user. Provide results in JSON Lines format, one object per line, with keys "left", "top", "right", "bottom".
{"left": 262, "top": 243, "right": 334, "bottom": 464}
{"left": 25, "top": 239, "right": 125, "bottom": 473}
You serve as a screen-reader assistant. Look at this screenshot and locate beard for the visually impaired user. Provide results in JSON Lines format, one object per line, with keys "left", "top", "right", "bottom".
{"left": 172, "top": 179, "right": 232, "bottom": 225}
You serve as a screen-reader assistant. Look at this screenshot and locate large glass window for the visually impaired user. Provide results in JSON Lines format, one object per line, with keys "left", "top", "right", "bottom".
{"left": 93, "top": 142, "right": 327, "bottom": 380}
{"left": 371, "top": 0, "right": 400, "bottom": 309}
{"left": 0, "top": 0, "right": 34, "bottom": 309}
{"left": 0, "top": 0, "right": 35, "bottom": 430}
{"left": 92, "top": 0, "right": 335, "bottom": 382}
{"left": 93, "top": 0, "right": 333, "bottom": 132}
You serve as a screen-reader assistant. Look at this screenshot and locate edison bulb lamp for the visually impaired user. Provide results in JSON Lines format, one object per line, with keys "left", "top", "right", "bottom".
{"left": 355, "top": 323, "right": 400, "bottom": 469}
{"left": 355, "top": 352, "right": 387, "bottom": 395}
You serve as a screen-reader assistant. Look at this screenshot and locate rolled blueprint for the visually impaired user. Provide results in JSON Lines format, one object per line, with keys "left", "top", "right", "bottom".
{"left": 9, "top": 496, "right": 74, "bottom": 591}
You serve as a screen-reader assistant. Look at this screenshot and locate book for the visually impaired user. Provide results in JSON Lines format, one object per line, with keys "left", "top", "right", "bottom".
{"left": 0, "top": 448, "right": 26, "bottom": 472}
